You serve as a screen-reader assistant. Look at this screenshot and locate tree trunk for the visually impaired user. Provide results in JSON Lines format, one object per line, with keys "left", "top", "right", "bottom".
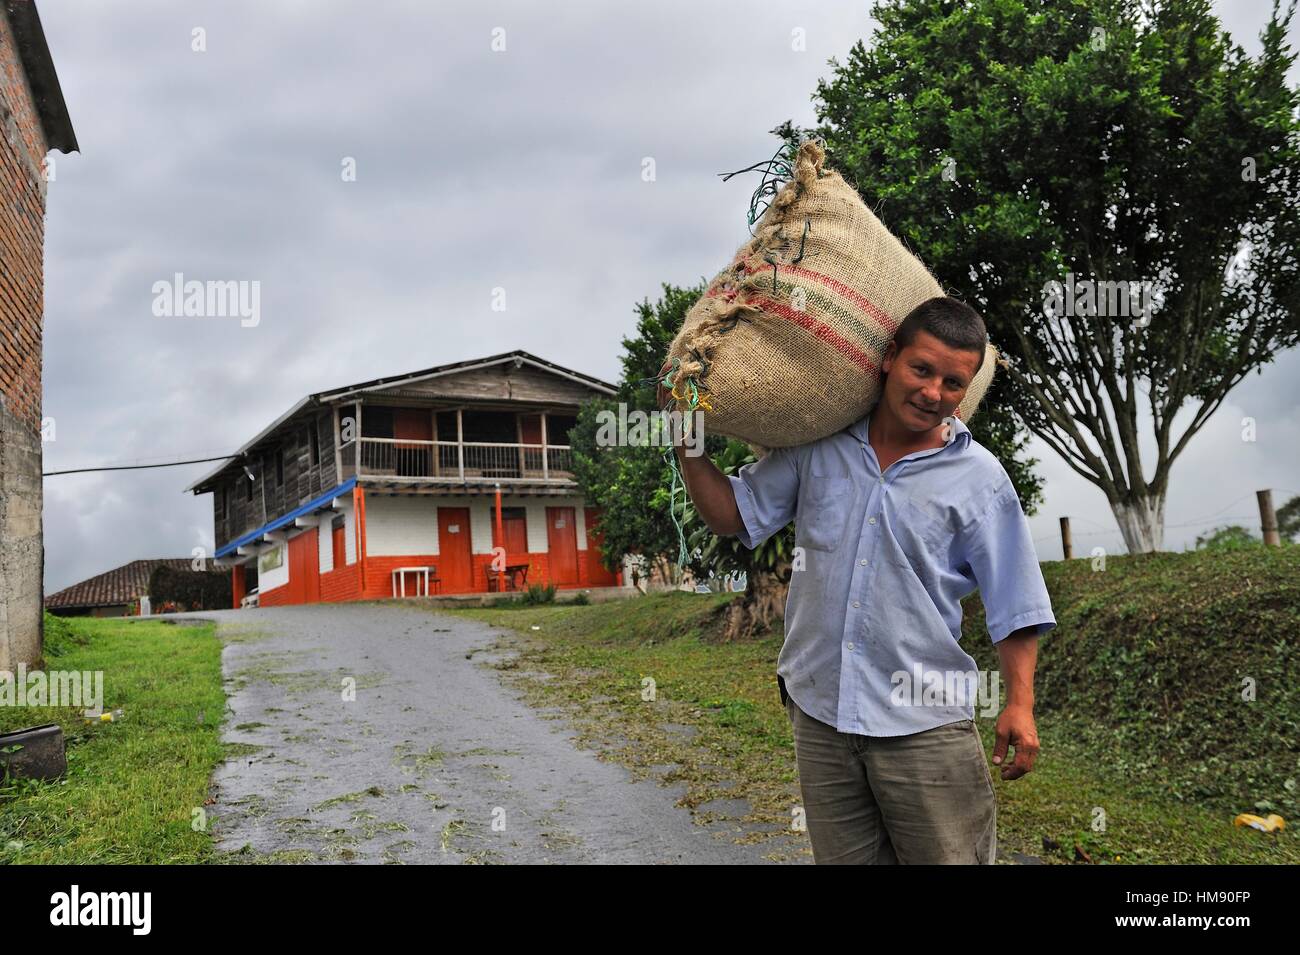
{"left": 719, "top": 568, "right": 788, "bottom": 642}
{"left": 1110, "top": 492, "right": 1166, "bottom": 554}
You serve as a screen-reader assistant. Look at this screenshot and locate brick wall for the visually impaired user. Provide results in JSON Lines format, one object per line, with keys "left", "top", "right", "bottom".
{"left": 319, "top": 562, "right": 359, "bottom": 603}
{"left": 0, "top": 9, "right": 50, "bottom": 670}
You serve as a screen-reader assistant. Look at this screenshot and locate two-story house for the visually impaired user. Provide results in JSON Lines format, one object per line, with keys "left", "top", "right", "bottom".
{"left": 186, "top": 350, "right": 629, "bottom": 606}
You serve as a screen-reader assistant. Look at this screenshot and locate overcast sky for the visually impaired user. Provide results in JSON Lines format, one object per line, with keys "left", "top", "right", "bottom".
{"left": 37, "top": 0, "right": 1300, "bottom": 592}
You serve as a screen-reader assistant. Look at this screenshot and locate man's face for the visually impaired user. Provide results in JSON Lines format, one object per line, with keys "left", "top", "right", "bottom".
{"left": 878, "top": 330, "right": 982, "bottom": 433}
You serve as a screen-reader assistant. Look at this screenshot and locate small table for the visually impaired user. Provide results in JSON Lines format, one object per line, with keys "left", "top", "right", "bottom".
{"left": 392, "top": 566, "right": 439, "bottom": 598}
{"left": 487, "top": 563, "right": 530, "bottom": 592}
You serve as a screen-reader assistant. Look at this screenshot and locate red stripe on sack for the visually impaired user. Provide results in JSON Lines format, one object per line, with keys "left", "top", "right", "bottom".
{"left": 742, "top": 257, "right": 901, "bottom": 334}
{"left": 750, "top": 296, "right": 878, "bottom": 373}
{"left": 701, "top": 286, "right": 879, "bottom": 373}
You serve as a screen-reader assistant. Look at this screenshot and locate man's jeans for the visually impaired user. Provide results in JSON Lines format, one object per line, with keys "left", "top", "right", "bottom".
{"left": 785, "top": 694, "right": 998, "bottom": 864}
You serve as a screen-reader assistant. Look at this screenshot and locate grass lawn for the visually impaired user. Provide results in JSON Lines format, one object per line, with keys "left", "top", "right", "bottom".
{"left": 443, "top": 573, "right": 1300, "bottom": 865}
{"left": 0, "top": 614, "right": 226, "bottom": 864}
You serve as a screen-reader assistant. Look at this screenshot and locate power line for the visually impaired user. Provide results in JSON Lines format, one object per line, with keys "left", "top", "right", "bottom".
{"left": 43, "top": 455, "right": 234, "bottom": 477}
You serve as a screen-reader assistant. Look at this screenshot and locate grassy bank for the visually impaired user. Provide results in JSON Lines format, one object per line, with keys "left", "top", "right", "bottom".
{"left": 0, "top": 614, "right": 226, "bottom": 864}
{"left": 445, "top": 547, "right": 1300, "bottom": 864}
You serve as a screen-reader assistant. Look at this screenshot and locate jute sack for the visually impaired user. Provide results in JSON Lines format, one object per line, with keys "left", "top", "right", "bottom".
{"left": 666, "top": 139, "right": 997, "bottom": 448}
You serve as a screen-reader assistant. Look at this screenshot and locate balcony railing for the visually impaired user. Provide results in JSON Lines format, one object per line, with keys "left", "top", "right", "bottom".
{"left": 347, "top": 438, "right": 574, "bottom": 482}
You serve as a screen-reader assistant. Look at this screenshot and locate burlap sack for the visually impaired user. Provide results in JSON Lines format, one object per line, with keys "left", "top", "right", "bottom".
{"left": 666, "top": 139, "right": 997, "bottom": 448}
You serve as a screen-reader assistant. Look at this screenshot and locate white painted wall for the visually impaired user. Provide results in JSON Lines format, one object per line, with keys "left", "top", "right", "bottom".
{"left": 356, "top": 493, "right": 593, "bottom": 557}
{"left": 257, "top": 541, "right": 289, "bottom": 592}
{"left": 318, "top": 514, "right": 334, "bottom": 573}
{"left": 366, "top": 495, "right": 440, "bottom": 556}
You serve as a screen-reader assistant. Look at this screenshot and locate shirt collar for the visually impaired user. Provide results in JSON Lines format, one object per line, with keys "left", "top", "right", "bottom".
{"left": 850, "top": 408, "right": 972, "bottom": 451}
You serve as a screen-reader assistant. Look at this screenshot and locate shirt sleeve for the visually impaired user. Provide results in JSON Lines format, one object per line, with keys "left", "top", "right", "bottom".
{"left": 726, "top": 445, "right": 800, "bottom": 550}
{"left": 964, "top": 483, "right": 1057, "bottom": 643}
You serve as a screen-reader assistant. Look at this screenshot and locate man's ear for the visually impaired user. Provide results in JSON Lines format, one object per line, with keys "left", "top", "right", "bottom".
{"left": 881, "top": 340, "right": 897, "bottom": 375}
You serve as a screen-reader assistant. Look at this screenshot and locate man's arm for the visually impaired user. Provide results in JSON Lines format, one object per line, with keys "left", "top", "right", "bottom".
{"left": 657, "top": 361, "right": 800, "bottom": 547}
{"left": 962, "top": 482, "right": 1055, "bottom": 781}
{"left": 657, "top": 363, "right": 743, "bottom": 537}
{"left": 993, "top": 628, "right": 1039, "bottom": 780}
{"left": 673, "top": 444, "right": 745, "bottom": 536}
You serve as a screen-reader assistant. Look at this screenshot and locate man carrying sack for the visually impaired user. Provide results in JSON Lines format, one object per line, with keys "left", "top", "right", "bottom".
{"left": 658, "top": 296, "right": 1056, "bottom": 864}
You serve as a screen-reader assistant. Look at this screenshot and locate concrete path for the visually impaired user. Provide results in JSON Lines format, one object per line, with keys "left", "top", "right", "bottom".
{"left": 171, "top": 603, "right": 792, "bottom": 864}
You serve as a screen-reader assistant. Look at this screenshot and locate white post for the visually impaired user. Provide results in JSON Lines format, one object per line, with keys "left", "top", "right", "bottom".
{"left": 355, "top": 401, "right": 363, "bottom": 475}
{"left": 541, "top": 412, "right": 549, "bottom": 480}
{"left": 457, "top": 408, "right": 465, "bottom": 481}
{"left": 333, "top": 404, "right": 343, "bottom": 480}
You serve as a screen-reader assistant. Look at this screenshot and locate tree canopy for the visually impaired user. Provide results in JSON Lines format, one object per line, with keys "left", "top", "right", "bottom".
{"left": 809, "top": 0, "right": 1300, "bottom": 552}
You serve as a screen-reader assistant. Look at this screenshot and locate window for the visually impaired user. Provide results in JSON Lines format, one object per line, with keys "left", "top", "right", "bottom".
{"left": 436, "top": 410, "right": 458, "bottom": 441}
{"left": 362, "top": 407, "right": 394, "bottom": 439}
{"left": 310, "top": 423, "right": 320, "bottom": 465}
{"left": 460, "top": 410, "right": 516, "bottom": 443}
{"left": 246, "top": 471, "right": 253, "bottom": 502}
{"left": 547, "top": 414, "right": 578, "bottom": 445}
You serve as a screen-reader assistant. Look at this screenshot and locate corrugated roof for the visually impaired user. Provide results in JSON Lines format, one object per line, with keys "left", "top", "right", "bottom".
{"left": 44, "top": 558, "right": 195, "bottom": 610}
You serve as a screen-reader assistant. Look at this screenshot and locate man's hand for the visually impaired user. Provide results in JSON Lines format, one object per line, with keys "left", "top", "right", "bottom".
{"left": 992, "top": 703, "right": 1038, "bottom": 780}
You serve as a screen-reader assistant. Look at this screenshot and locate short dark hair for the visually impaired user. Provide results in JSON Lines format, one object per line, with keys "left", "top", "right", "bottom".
{"left": 892, "top": 297, "right": 987, "bottom": 373}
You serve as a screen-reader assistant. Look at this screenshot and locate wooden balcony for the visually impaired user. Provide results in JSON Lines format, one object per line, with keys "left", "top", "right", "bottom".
{"left": 342, "top": 438, "right": 575, "bottom": 483}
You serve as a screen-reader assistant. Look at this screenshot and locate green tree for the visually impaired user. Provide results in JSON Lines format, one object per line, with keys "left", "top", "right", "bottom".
{"left": 809, "top": 0, "right": 1300, "bottom": 553}
{"left": 571, "top": 284, "right": 797, "bottom": 634}
{"left": 1194, "top": 524, "right": 1259, "bottom": 549}
{"left": 570, "top": 284, "right": 719, "bottom": 590}
{"left": 1277, "top": 493, "right": 1300, "bottom": 541}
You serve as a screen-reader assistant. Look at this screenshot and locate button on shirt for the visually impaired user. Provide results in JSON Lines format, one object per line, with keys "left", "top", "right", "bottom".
{"left": 728, "top": 411, "right": 1056, "bottom": 737}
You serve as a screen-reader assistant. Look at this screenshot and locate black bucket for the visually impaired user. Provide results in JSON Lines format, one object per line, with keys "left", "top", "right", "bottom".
{"left": 0, "top": 723, "right": 67, "bottom": 782}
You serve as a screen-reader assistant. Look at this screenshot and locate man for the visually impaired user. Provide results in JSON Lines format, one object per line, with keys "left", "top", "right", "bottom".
{"left": 659, "top": 296, "right": 1055, "bottom": 864}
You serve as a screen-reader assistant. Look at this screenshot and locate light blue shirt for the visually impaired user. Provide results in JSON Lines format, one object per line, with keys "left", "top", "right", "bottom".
{"left": 728, "top": 411, "right": 1056, "bottom": 737}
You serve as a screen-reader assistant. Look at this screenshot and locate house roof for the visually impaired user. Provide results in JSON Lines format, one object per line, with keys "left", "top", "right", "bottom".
{"left": 3, "top": 1, "right": 79, "bottom": 154}
{"left": 184, "top": 349, "right": 617, "bottom": 494}
{"left": 44, "top": 558, "right": 195, "bottom": 611}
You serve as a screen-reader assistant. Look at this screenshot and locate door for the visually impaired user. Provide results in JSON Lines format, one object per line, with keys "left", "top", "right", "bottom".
{"left": 331, "top": 521, "right": 346, "bottom": 569}
{"left": 438, "top": 507, "right": 473, "bottom": 592}
{"left": 492, "top": 506, "right": 529, "bottom": 562}
{"left": 394, "top": 408, "right": 433, "bottom": 476}
{"left": 288, "top": 528, "right": 321, "bottom": 604}
{"left": 546, "top": 506, "right": 578, "bottom": 585}
{"left": 584, "top": 507, "right": 618, "bottom": 586}
{"left": 519, "top": 415, "right": 543, "bottom": 477}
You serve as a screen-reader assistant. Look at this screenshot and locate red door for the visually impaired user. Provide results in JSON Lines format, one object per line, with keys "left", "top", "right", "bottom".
{"left": 394, "top": 409, "right": 433, "bottom": 476}
{"left": 584, "top": 507, "right": 618, "bottom": 586}
{"left": 332, "top": 523, "right": 346, "bottom": 569}
{"left": 546, "top": 506, "right": 578, "bottom": 585}
{"left": 519, "top": 415, "right": 543, "bottom": 476}
{"left": 438, "top": 507, "right": 473, "bottom": 592}
{"left": 491, "top": 507, "right": 529, "bottom": 563}
{"left": 288, "top": 528, "right": 321, "bottom": 604}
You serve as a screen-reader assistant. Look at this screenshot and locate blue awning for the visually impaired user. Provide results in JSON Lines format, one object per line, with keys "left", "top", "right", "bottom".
{"left": 215, "top": 477, "right": 356, "bottom": 558}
